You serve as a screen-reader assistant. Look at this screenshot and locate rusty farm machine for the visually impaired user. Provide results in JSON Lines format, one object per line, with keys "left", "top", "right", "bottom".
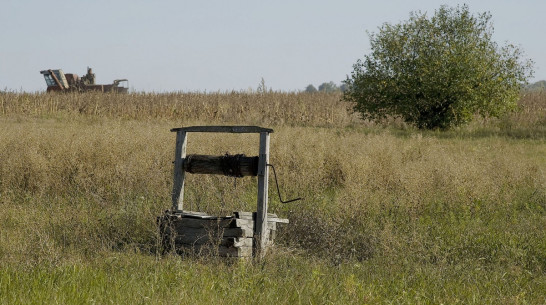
{"left": 40, "top": 67, "right": 128, "bottom": 93}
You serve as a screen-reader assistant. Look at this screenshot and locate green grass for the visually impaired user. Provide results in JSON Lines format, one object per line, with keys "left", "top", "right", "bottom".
{"left": 1, "top": 253, "right": 544, "bottom": 304}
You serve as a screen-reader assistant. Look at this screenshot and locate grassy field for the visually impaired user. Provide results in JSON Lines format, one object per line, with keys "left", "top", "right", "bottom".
{"left": 0, "top": 91, "right": 545, "bottom": 304}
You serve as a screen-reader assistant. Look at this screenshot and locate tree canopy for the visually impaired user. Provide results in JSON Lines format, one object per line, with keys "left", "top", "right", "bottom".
{"left": 305, "top": 84, "right": 318, "bottom": 93}
{"left": 318, "top": 81, "right": 339, "bottom": 93}
{"left": 526, "top": 80, "right": 546, "bottom": 92}
{"left": 342, "top": 5, "right": 534, "bottom": 129}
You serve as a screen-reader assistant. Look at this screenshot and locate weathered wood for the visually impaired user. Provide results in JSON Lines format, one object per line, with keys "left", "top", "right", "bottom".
{"left": 159, "top": 208, "right": 287, "bottom": 257}
{"left": 175, "top": 236, "right": 253, "bottom": 248}
{"left": 267, "top": 222, "right": 276, "bottom": 231}
{"left": 233, "top": 212, "right": 288, "bottom": 224}
{"left": 255, "top": 132, "right": 270, "bottom": 258}
{"left": 169, "top": 217, "right": 253, "bottom": 229}
{"left": 177, "top": 210, "right": 212, "bottom": 217}
{"left": 234, "top": 211, "right": 254, "bottom": 219}
{"left": 176, "top": 211, "right": 221, "bottom": 219}
{"left": 183, "top": 154, "right": 259, "bottom": 177}
{"left": 178, "top": 245, "right": 253, "bottom": 257}
{"left": 174, "top": 226, "right": 253, "bottom": 238}
{"left": 164, "top": 217, "right": 275, "bottom": 233}
{"left": 268, "top": 217, "right": 289, "bottom": 224}
{"left": 269, "top": 229, "right": 276, "bottom": 243}
{"left": 171, "top": 126, "right": 274, "bottom": 134}
{"left": 171, "top": 131, "right": 187, "bottom": 211}
{"left": 164, "top": 125, "right": 286, "bottom": 258}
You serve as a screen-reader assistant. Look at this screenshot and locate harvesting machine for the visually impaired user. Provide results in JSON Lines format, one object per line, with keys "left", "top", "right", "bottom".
{"left": 39, "top": 67, "right": 128, "bottom": 93}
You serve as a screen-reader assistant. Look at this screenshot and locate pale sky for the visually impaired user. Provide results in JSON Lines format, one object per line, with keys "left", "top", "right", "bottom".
{"left": 1, "top": 0, "right": 544, "bottom": 92}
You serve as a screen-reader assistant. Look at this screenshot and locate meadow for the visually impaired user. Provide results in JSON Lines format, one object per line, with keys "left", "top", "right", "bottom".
{"left": 0, "top": 90, "right": 544, "bottom": 304}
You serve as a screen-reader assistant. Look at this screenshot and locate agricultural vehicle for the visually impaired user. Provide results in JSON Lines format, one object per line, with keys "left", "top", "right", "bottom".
{"left": 40, "top": 67, "right": 128, "bottom": 93}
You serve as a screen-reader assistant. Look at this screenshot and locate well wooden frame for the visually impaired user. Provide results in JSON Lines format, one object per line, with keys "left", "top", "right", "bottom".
{"left": 170, "top": 125, "right": 274, "bottom": 257}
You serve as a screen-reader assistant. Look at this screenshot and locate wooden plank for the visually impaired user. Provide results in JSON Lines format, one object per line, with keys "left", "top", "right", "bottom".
{"left": 174, "top": 211, "right": 236, "bottom": 220}
{"left": 268, "top": 217, "right": 289, "bottom": 224}
{"left": 269, "top": 229, "right": 276, "bottom": 243}
{"left": 234, "top": 211, "right": 279, "bottom": 219}
{"left": 165, "top": 212, "right": 284, "bottom": 229}
{"left": 173, "top": 218, "right": 227, "bottom": 229}
{"left": 168, "top": 222, "right": 255, "bottom": 235}
{"left": 171, "top": 131, "right": 187, "bottom": 211}
{"left": 230, "top": 237, "right": 253, "bottom": 248}
{"left": 178, "top": 245, "right": 253, "bottom": 257}
{"left": 174, "top": 213, "right": 231, "bottom": 220}
{"left": 233, "top": 212, "right": 287, "bottom": 226}
{"left": 254, "top": 131, "right": 270, "bottom": 258}
{"left": 175, "top": 210, "right": 212, "bottom": 217}
{"left": 171, "top": 217, "right": 253, "bottom": 229}
{"left": 178, "top": 210, "right": 211, "bottom": 217}
{"left": 234, "top": 211, "right": 254, "bottom": 219}
{"left": 174, "top": 226, "right": 253, "bottom": 238}
{"left": 175, "top": 236, "right": 253, "bottom": 248}
{"left": 170, "top": 126, "right": 274, "bottom": 134}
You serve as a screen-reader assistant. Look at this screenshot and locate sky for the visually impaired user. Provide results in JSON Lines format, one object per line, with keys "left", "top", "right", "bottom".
{"left": 1, "top": 0, "right": 544, "bottom": 92}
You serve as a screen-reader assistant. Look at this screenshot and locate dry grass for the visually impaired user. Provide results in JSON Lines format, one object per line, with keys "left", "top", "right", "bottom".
{"left": 0, "top": 91, "right": 545, "bottom": 303}
{"left": 0, "top": 91, "right": 359, "bottom": 128}
{"left": 1, "top": 118, "right": 544, "bottom": 261}
{"left": 2, "top": 90, "right": 543, "bottom": 134}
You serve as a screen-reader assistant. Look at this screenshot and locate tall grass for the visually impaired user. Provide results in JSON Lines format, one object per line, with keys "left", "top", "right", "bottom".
{"left": 0, "top": 91, "right": 545, "bottom": 303}
{"left": 0, "top": 91, "right": 358, "bottom": 127}
{"left": 2, "top": 90, "right": 543, "bottom": 135}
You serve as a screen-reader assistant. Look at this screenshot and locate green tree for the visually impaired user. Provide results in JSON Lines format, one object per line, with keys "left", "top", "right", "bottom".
{"left": 343, "top": 5, "right": 534, "bottom": 129}
{"left": 305, "top": 84, "right": 318, "bottom": 93}
{"left": 526, "top": 80, "right": 546, "bottom": 92}
{"left": 318, "top": 81, "right": 339, "bottom": 92}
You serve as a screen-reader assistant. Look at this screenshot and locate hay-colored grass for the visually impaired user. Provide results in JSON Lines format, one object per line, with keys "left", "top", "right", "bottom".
{"left": 0, "top": 91, "right": 545, "bottom": 304}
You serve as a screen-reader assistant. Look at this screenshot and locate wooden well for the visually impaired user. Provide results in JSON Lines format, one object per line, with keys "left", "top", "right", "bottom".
{"left": 159, "top": 126, "right": 288, "bottom": 258}
{"left": 158, "top": 211, "right": 288, "bottom": 258}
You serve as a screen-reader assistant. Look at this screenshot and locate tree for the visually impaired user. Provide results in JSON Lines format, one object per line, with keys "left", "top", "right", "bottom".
{"left": 526, "top": 80, "right": 546, "bottom": 92}
{"left": 318, "top": 81, "right": 339, "bottom": 93}
{"left": 342, "top": 5, "right": 534, "bottom": 129}
{"left": 305, "top": 84, "right": 318, "bottom": 93}
{"left": 257, "top": 77, "right": 268, "bottom": 93}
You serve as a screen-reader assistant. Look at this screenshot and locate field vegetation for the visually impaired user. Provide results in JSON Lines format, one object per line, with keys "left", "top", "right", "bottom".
{"left": 0, "top": 90, "right": 544, "bottom": 304}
